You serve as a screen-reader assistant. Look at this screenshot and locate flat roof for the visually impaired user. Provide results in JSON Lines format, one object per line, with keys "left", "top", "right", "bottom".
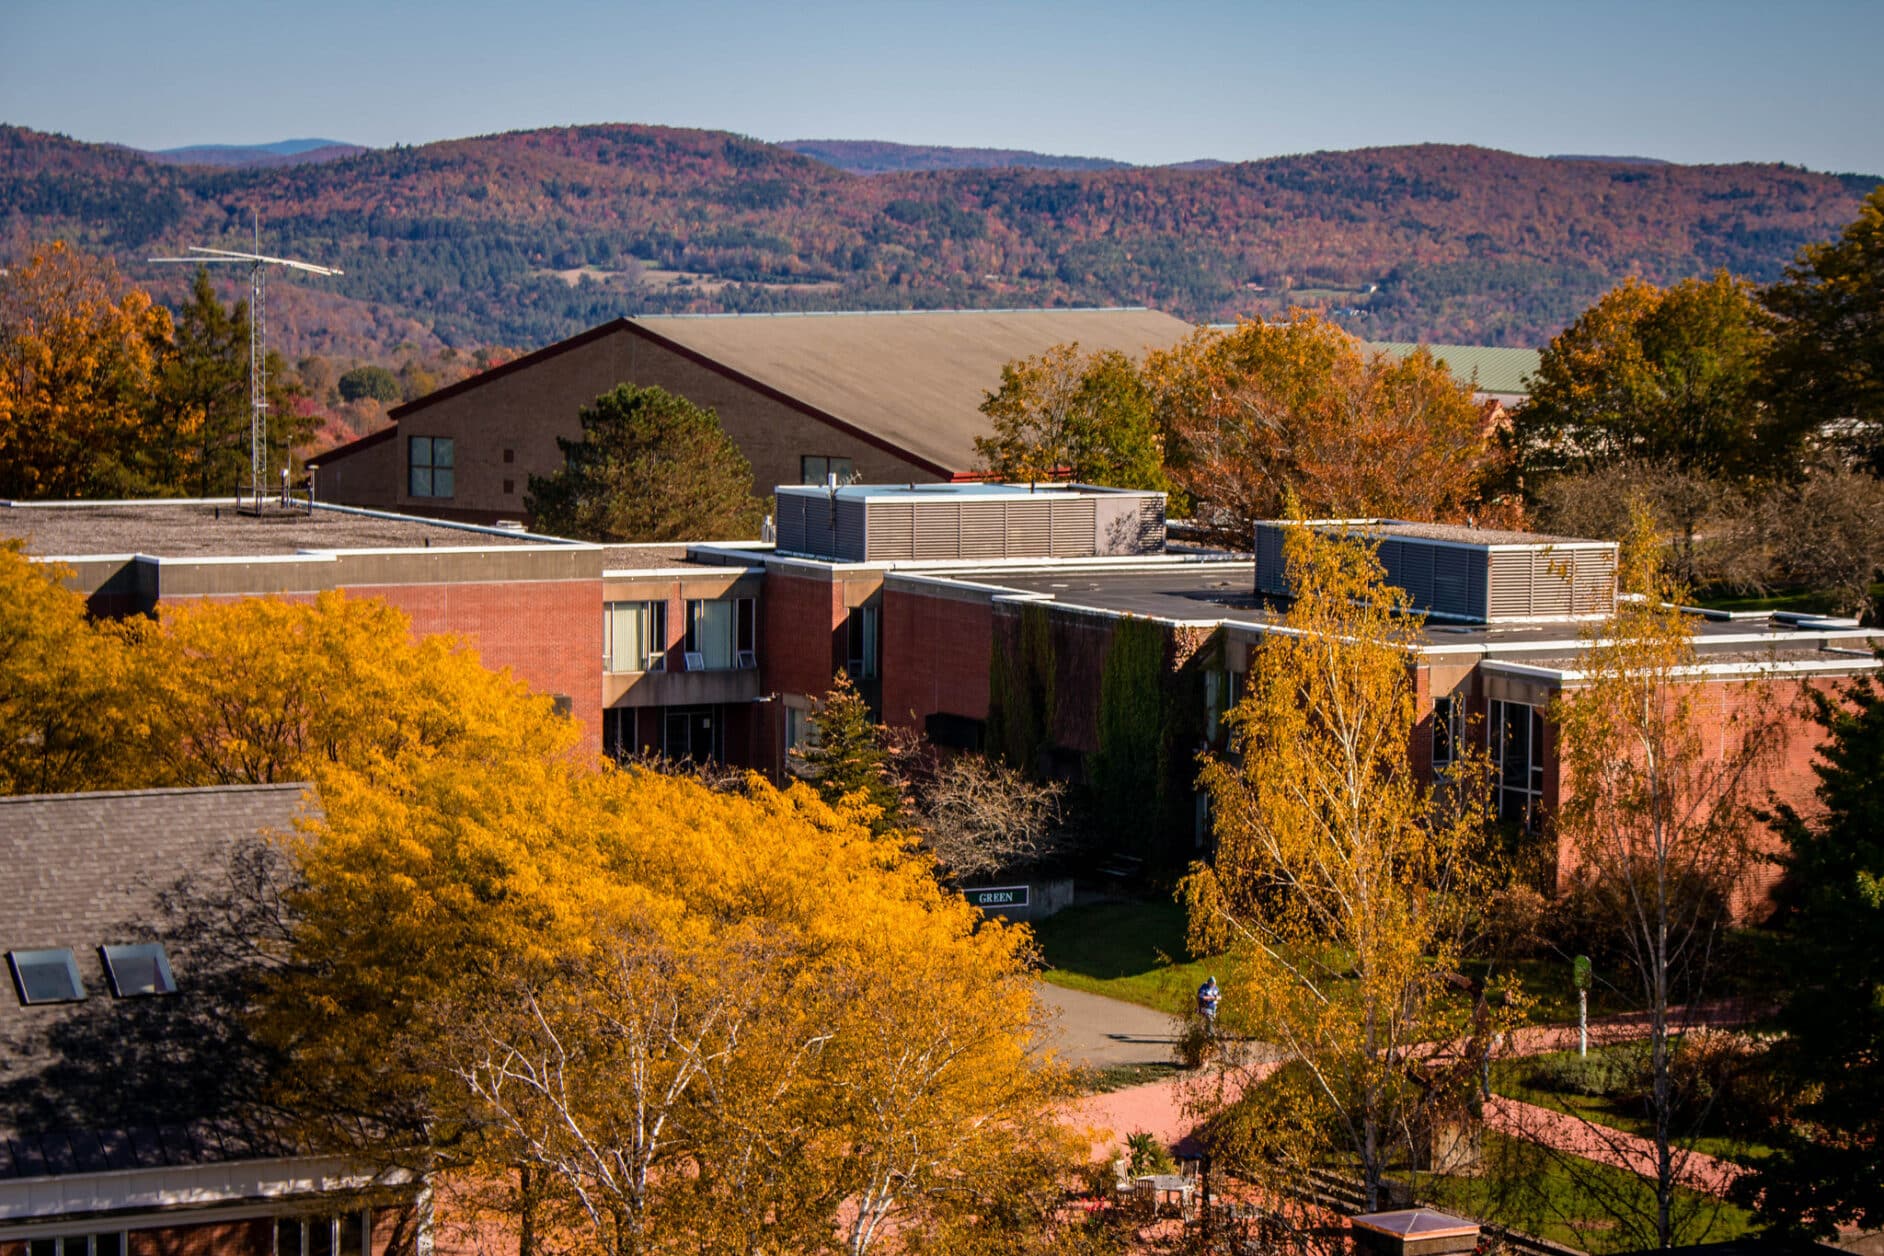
{"left": 1276, "top": 518, "right": 1610, "bottom": 549}
{"left": 778, "top": 481, "right": 1161, "bottom": 503}
{"left": 909, "top": 560, "right": 1881, "bottom": 660}
{"left": 0, "top": 500, "right": 568, "bottom": 559}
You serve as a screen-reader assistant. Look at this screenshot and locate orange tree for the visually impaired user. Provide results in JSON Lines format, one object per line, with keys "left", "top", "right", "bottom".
{"left": 0, "top": 241, "right": 173, "bottom": 498}
{"left": 1146, "top": 315, "right": 1493, "bottom": 546}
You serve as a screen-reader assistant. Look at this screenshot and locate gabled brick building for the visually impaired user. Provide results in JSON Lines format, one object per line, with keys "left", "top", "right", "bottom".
{"left": 308, "top": 308, "right": 1194, "bottom": 525}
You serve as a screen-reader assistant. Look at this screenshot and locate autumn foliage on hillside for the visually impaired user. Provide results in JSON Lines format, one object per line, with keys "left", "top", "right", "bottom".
{"left": 2, "top": 123, "right": 1872, "bottom": 363}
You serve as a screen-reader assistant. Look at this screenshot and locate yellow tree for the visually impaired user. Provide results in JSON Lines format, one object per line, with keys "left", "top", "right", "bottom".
{"left": 1182, "top": 519, "right": 1510, "bottom": 1210}
{"left": 1146, "top": 315, "right": 1492, "bottom": 546}
{"left": 264, "top": 756, "right": 1076, "bottom": 1256}
{"left": 0, "top": 241, "right": 173, "bottom": 498}
{"left": 124, "top": 590, "right": 573, "bottom": 788}
{"left": 0, "top": 540, "right": 133, "bottom": 795}
{"left": 1548, "top": 513, "right": 1783, "bottom": 1249}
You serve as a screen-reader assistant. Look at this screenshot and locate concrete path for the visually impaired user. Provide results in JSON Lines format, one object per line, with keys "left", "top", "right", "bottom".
{"left": 1036, "top": 981, "right": 1185, "bottom": 1068}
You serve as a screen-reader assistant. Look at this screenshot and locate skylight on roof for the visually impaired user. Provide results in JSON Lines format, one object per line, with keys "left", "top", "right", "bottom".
{"left": 7, "top": 949, "right": 87, "bottom": 1005}
{"left": 99, "top": 942, "right": 177, "bottom": 998}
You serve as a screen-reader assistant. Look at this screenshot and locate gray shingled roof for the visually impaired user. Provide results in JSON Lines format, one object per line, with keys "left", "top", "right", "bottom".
{"left": 0, "top": 784, "right": 313, "bottom": 1178}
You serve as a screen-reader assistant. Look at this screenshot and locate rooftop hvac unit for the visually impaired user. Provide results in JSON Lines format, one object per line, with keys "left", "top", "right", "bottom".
{"left": 1253, "top": 520, "right": 1618, "bottom": 624}
{"left": 770, "top": 483, "right": 1167, "bottom": 562}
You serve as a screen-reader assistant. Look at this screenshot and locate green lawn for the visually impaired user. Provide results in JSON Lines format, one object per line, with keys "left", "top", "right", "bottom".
{"left": 1031, "top": 899, "right": 1214, "bottom": 1014}
{"left": 1427, "top": 1132, "right": 1757, "bottom": 1254}
{"left": 1492, "top": 1047, "right": 1778, "bottom": 1166}
{"left": 1691, "top": 582, "right": 1881, "bottom": 615}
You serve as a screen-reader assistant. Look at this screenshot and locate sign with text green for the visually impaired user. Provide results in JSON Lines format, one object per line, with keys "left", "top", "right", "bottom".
{"left": 967, "top": 885, "right": 1029, "bottom": 910}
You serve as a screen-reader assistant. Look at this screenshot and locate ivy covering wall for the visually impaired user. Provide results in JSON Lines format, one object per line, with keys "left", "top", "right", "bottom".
{"left": 987, "top": 602, "right": 1056, "bottom": 773}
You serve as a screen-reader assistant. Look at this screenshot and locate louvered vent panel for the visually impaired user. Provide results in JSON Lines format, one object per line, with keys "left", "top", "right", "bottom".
{"left": 1138, "top": 498, "right": 1166, "bottom": 552}
{"left": 1431, "top": 548, "right": 1472, "bottom": 617}
{"left": 914, "top": 502, "right": 961, "bottom": 560}
{"left": 1465, "top": 550, "right": 1490, "bottom": 620}
{"left": 835, "top": 499, "right": 867, "bottom": 562}
{"left": 1004, "top": 501, "right": 1051, "bottom": 555}
{"left": 1573, "top": 549, "right": 1617, "bottom": 613}
{"left": 1050, "top": 498, "right": 1097, "bottom": 557}
{"left": 865, "top": 502, "right": 914, "bottom": 560}
{"left": 1529, "top": 551, "right": 1575, "bottom": 616}
{"left": 960, "top": 507, "right": 1007, "bottom": 559}
{"left": 776, "top": 495, "right": 806, "bottom": 554}
{"left": 1254, "top": 523, "right": 1289, "bottom": 595}
{"left": 1488, "top": 551, "right": 1535, "bottom": 618}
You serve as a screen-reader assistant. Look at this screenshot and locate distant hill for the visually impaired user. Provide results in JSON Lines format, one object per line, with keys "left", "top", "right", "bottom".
{"left": 783, "top": 139, "right": 1130, "bottom": 174}
{"left": 1548, "top": 154, "right": 1675, "bottom": 167}
{"left": 147, "top": 139, "right": 368, "bottom": 168}
{"left": 2, "top": 123, "right": 1874, "bottom": 363}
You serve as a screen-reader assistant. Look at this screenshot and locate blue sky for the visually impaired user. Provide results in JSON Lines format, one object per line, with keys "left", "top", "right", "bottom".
{"left": 4, "top": 0, "right": 1881, "bottom": 173}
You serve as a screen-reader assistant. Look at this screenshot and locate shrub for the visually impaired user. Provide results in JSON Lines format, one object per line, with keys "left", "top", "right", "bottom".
{"left": 1527, "top": 1049, "right": 1641, "bottom": 1097}
{"left": 1125, "top": 1130, "right": 1176, "bottom": 1177}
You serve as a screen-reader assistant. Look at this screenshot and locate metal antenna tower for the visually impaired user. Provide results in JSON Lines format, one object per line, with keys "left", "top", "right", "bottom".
{"left": 150, "top": 212, "right": 342, "bottom": 507}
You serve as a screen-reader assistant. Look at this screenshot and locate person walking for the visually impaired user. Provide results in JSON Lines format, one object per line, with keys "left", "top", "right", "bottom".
{"left": 1196, "top": 975, "right": 1221, "bottom": 1028}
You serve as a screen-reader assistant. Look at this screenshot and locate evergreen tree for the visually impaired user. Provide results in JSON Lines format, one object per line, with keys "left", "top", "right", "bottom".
{"left": 793, "top": 672, "right": 904, "bottom": 836}
{"left": 1741, "top": 661, "right": 1884, "bottom": 1237}
{"left": 525, "top": 384, "right": 764, "bottom": 542}
{"left": 152, "top": 268, "right": 249, "bottom": 496}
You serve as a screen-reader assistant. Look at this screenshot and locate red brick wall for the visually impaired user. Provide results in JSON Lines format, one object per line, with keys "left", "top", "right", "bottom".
{"left": 881, "top": 588, "right": 994, "bottom": 731}
{"left": 761, "top": 570, "right": 843, "bottom": 700}
{"left": 359, "top": 581, "right": 603, "bottom": 756}
{"left": 163, "top": 579, "right": 606, "bottom": 757}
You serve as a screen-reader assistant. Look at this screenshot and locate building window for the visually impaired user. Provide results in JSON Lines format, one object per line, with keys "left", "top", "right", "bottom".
{"left": 503, "top": 448, "right": 515, "bottom": 464}
{"left": 801, "top": 455, "right": 854, "bottom": 486}
{"left": 604, "top": 601, "right": 666, "bottom": 673}
{"left": 99, "top": 942, "right": 176, "bottom": 998}
{"left": 7, "top": 949, "right": 86, "bottom": 1005}
{"left": 684, "top": 597, "right": 755, "bottom": 671}
{"left": 785, "top": 705, "right": 811, "bottom": 753}
{"left": 502, "top": 478, "right": 514, "bottom": 495}
{"left": 1432, "top": 695, "right": 1467, "bottom": 773}
{"left": 1489, "top": 698, "right": 1546, "bottom": 828}
{"left": 408, "top": 436, "right": 454, "bottom": 498}
{"left": 275, "top": 1212, "right": 369, "bottom": 1256}
{"left": 664, "top": 706, "right": 721, "bottom": 762}
{"left": 846, "top": 602, "right": 879, "bottom": 679}
{"left": 27, "top": 1234, "right": 126, "bottom": 1256}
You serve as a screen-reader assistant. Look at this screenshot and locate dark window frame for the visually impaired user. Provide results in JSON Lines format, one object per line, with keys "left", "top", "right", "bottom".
{"left": 408, "top": 436, "right": 455, "bottom": 498}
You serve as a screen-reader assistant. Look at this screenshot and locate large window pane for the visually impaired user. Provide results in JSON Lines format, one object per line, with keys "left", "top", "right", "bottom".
{"left": 691, "top": 600, "right": 734, "bottom": 670}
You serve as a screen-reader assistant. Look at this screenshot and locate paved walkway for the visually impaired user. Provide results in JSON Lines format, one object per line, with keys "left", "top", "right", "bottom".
{"left": 1035, "top": 981, "right": 1184, "bottom": 1068}
{"left": 1484, "top": 1095, "right": 1746, "bottom": 1195}
{"left": 1046, "top": 989, "right": 1767, "bottom": 1194}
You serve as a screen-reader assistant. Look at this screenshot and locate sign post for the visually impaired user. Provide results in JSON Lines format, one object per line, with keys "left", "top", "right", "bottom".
{"left": 1573, "top": 955, "right": 1592, "bottom": 1057}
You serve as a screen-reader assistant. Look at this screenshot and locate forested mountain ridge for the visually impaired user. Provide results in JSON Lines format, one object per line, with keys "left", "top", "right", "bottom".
{"left": 3, "top": 122, "right": 1874, "bottom": 361}
{"left": 781, "top": 139, "right": 1132, "bottom": 174}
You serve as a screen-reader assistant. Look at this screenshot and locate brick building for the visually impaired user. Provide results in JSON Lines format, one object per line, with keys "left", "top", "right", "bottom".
{"left": 7, "top": 488, "right": 1878, "bottom": 891}
{"left": 307, "top": 307, "right": 1193, "bottom": 524}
